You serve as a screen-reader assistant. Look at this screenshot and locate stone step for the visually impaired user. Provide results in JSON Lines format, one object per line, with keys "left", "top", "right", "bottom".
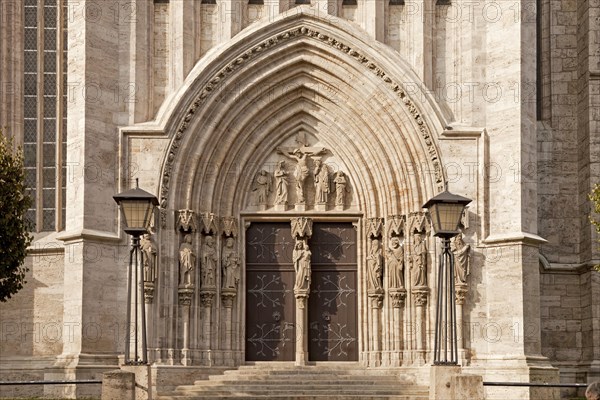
{"left": 221, "top": 368, "right": 402, "bottom": 377}
{"left": 161, "top": 396, "right": 427, "bottom": 400}
{"left": 209, "top": 373, "right": 405, "bottom": 382}
{"left": 159, "top": 365, "right": 429, "bottom": 400}
{"left": 176, "top": 385, "right": 425, "bottom": 393}
{"left": 205, "top": 378, "right": 405, "bottom": 385}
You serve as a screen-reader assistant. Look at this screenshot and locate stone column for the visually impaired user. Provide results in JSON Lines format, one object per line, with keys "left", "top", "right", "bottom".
{"left": 295, "top": 290, "right": 309, "bottom": 366}
{"left": 412, "top": 287, "right": 429, "bottom": 365}
{"left": 368, "top": 292, "right": 383, "bottom": 366}
{"left": 455, "top": 283, "right": 468, "bottom": 352}
{"left": 200, "top": 289, "right": 216, "bottom": 362}
{"left": 143, "top": 283, "right": 155, "bottom": 364}
{"left": 178, "top": 288, "right": 194, "bottom": 366}
{"left": 389, "top": 288, "right": 407, "bottom": 366}
{"left": 221, "top": 288, "right": 236, "bottom": 365}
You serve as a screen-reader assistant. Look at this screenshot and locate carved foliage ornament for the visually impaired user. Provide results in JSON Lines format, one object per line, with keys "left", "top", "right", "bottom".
{"left": 178, "top": 209, "right": 197, "bottom": 232}
{"left": 387, "top": 215, "right": 406, "bottom": 238}
{"left": 221, "top": 216, "right": 239, "bottom": 237}
{"left": 159, "top": 26, "right": 445, "bottom": 225}
{"left": 291, "top": 217, "right": 313, "bottom": 239}
{"left": 408, "top": 211, "right": 429, "bottom": 235}
{"left": 366, "top": 218, "right": 384, "bottom": 238}
{"left": 200, "top": 213, "right": 218, "bottom": 235}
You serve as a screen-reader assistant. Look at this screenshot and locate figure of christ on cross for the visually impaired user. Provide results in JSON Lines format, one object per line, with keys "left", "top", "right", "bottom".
{"left": 276, "top": 134, "right": 327, "bottom": 204}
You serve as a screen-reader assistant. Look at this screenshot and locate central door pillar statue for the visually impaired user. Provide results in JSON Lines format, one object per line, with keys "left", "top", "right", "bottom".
{"left": 291, "top": 217, "right": 313, "bottom": 366}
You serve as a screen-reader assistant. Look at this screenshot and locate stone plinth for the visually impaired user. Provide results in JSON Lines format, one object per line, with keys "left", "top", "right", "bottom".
{"left": 452, "top": 374, "right": 484, "bottom": 400}
{"left": 429, "top": 365, "right": 461, "bottom": 400}
{"left": 102, "top": 370, "right": 135, "bottom": 400}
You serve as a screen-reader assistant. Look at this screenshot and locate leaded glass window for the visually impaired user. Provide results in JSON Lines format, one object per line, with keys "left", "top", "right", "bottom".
{"left": 22, "top": 0, "right": 67, "bottom": 232}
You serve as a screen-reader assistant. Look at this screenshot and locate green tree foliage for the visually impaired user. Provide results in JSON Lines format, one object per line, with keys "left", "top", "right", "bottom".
{"left": 0, "top": 131, "right": 33, "bottom": 301}
{"left": 590, "top": 183, "right": 600, "bottom": 272}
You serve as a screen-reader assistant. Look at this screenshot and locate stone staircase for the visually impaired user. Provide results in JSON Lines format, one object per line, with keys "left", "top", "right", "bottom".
{"left": 159, "top": 363, "right": 429, "bottom": 400}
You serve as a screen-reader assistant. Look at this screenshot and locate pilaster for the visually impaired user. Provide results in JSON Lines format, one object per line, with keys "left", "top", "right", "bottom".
{"left": 0, "top": 0, "right": 23, "bottom": 145}
{"left": 122, "top": 0, "right": 153, "bottom": 124}
{"left": 362, "top": 0, "right": 384, "bottom": 43}
{"left": 219, "top": 0, "right": 244, "bottom": 42}
{"left": 313, "top": 0, "right": 339, "bottom": 18}
{"left": 56, "top": 0, "right": 129, "bottom": 377}
{"left": 169, "top": 0, "right": 197, "bottom": 91}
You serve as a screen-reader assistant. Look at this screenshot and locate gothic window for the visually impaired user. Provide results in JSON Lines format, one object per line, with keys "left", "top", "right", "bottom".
{"left": 23, "top": 0, "right": 67, "bottom": 232}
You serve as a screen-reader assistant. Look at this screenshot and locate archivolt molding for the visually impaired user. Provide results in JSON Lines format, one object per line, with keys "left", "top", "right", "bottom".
{"left": 159, "top": 24, "right": 445, "bottom": 220}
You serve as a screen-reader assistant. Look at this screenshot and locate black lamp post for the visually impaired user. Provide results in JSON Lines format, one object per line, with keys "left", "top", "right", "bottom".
{"left": 423, "top": 189, "right": 471, "bottom": 365}
{"left": 113, "top": 179, "right": 158, "bottom": 365}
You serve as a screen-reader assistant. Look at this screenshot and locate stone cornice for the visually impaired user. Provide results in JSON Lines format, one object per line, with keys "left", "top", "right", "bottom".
{"left": 56, "top": 228, "right": 121, "bottom": 244}
{"left": 481, "top": 232, "right": 547, "bottom": 246}
{"left": 159, "top": 24, "right": 445, "bottom": 218}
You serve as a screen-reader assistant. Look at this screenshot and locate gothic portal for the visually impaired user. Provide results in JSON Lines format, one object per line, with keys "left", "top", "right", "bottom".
{"left": 2, "top": 1, "right": 599, "bottom": 399}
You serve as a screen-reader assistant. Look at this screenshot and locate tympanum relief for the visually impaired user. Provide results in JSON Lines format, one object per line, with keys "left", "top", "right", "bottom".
{"left": 246, "top": 133, "right": 353, "bottom": 212}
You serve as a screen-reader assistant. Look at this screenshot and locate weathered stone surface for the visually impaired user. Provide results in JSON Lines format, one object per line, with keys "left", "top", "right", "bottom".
{"left": 102, "top": 370, "right": 135, "bottom": 400}
{"left": 0, "top": 0, "right": 597, "bottom": 398}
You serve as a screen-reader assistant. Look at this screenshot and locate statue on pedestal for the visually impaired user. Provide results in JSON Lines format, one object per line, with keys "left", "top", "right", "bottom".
{"left": 222, "top": 237, "right": 240, "bottom": 289}
{"left": 179, "top": 234, "right": 195, "bottom": 287}
{"left": 201, "top": 235, "right": 217, "bottom": 288}
{"left": 387, "top": 237, "right": 405, "bottom": 289}
{"left": 293, "top": 239, "right": 312, "bottom": 292}
{"left": 411, "top": 232, "right": 428, "bottom": 287}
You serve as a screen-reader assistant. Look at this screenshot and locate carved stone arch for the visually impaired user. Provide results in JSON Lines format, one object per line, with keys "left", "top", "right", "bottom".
{"left": 157, "top": 8, "right": 450, "bottom": 218}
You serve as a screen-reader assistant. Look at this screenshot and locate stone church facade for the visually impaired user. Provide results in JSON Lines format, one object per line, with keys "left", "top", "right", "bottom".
{"left": 0, "top": 0, "right": 598, "bottom": 399}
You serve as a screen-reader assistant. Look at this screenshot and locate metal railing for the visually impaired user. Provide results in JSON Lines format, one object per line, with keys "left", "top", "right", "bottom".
{"left": 484, "top": 382, "right": 589, "bottom": 388}
{"left": 0, "top": 380, "right": 101, "bottom": 386}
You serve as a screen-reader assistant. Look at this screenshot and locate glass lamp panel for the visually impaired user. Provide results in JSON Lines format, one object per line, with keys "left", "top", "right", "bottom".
{"left": 122, "top": 200, "right": 150, "bottom": 230}
{"left": 438, "top": 203, "right": 463, "bottom": 232}
{"left": 429, "top": 203, "right": 442, "bottom": 234}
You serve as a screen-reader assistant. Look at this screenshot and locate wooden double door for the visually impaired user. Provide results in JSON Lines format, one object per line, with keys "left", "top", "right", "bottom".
{"left": 245, "top": 222, "right": 358, "bottom": 362}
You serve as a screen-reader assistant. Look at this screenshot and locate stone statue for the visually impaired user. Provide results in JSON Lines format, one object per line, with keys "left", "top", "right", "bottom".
{"left": 387, "top": 236, "right": 405, "bottom": 289}
{"left": 292, "top": 239, "right": 312, "bottom": 292}
{"left": 313, "top": 160, "right": 330, "bottom": 204}
{"left": 586, "top": 382, "right": 600, "bottom": 400}
{"left": 252, "top": 170, "right": 271, "bottom": 206}
{"left": 274, "top": 161, "right": 289, "bottom": 205}
{"left": 451, "top": 233, "right": 471, "bottom": 284}
{"left": 141, "top": 234, "right": 157, "bottom": 283}
{"left": 411, "top": 232, "right": 428, "bottom": 287}
{"left": 201, "top": 235, "right": 218, "bottom": 288}
{"left": 277, "top": 145, "right": 326, "bottom": 204}
{"left": 179, "top": 234, "right": 195, "bottom": 287}
{"left": 222, "top": 237, "right": 240, "bottom": 289}
{"left": 333, "top": 171, "right": 348, "bottom": 207}
{"left": 367, "top": 238, "right": 383, "bottom": 292}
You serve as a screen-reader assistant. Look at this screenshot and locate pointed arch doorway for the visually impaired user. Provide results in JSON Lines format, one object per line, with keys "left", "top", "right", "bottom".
{"left": 245, "top": 221, "right": 358, "bottom": 362}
